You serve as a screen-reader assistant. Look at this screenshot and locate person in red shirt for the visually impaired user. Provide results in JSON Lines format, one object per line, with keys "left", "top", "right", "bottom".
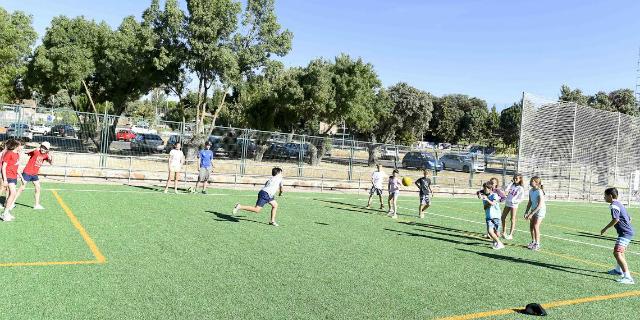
{"left": 16, "top": 141, "right": 53, "bottom": 210}
{"left": 1, "top": 139, "right": 24, "bottom": 222}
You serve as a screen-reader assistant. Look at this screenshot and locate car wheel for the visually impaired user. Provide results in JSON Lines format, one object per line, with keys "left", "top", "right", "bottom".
{"left": 442, "top": 164, "right": 446, "bottom": 170}
{"left": 463, "top": 165, "right": 470, "bottom": 173}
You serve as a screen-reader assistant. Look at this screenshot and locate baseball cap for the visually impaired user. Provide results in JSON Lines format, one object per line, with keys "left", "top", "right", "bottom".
{"left": 40, "top": 141, "right": 51, "bottom": 150}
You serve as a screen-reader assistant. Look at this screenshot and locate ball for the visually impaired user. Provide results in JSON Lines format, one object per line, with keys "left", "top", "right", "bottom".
{"left": 402, "top": 177, "right": 412, "bottom": 187}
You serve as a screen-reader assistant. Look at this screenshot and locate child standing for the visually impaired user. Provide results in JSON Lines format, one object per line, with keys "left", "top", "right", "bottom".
{"left": 480, "top": 181, "right": 505, "bottom": 249}
{"left": 366, "top": 164, "right": 385, "bottom": 210}
{"left": 1, "top": 139, "right": 24, "bottom": 221}
{"left": 16, "top": 142, "right": 52, "bottom": 210}
{"left": 601, "top": 187, "right": 635, "bottom": 284}
{"left": 233, "top": 167, "right": 283, "bottom": 226}
{"left": 414, "top": 169, "right": 433, "bottom": 219}
{"left": 524, "top": 176, "right": 546, "bottom": 251}
{"left": 193, "top": 141, "right": 214, "bottom": 194}
{"left": 0, "top": 141, "right": 7, "bottom": 208}
{"left": 164, "top": 142, "right": 185, "bottom": 194}
{"left": 501, "top": 174, "right": 525, "bottom": 240}
{"left": 387, "top": 169, "right": 401, "bottom": 219}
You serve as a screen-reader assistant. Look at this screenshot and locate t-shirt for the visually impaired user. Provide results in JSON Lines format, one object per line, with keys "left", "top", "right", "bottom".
{"left": 371, "top": 171, "right": 385, "bottom": 189}
{"left": 2, "top": 151, "right": 19, "bottom": 179}
{"left": 415, "top": 177, "right": 431, "bottom": 196}
{"left": 169, "top": 149, "right": 184, "bottom": 167}
{"left": 611, "top": 200, "right": 634, "bottom": 238}
{"left": 24, "top": 150, "right": 50, "bottom": 176}
{"left": 199, "top": 149, "right": 214, "bottom": 168}
{"left": 505, "top": 184, "right": 525, "bottom": 207}
{"left": 484, "top": 192, "right": 501, "bottom": 219}
{"left": 388, "top": 176, "right": 401, "bottom": 193}
{"left": 529, "top": 189, "right": 546, "bottom": 216}
{"left": 261, "top": 174, "right": 283, "bottom": 197}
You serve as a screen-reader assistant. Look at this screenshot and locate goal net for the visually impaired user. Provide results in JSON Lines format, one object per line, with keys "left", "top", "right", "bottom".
{"left": 518, "top": 92, "right": 640, "bottom": 203}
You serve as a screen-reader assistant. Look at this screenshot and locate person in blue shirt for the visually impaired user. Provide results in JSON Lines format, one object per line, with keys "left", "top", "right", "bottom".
{"left": 193, "top": 141, "right": 215, "bottom": 194}
{"left": 480, "top": 181, "right": 505, "bottom": 250}
{"left": 601, "top": 187, "right": 635, "bottom": 285}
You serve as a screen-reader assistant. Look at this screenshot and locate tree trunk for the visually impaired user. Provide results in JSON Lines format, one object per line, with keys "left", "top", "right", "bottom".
{"left": 208, "top": 89, "right": 227, "bottom": 136}
{"left": 367, "top": 134, "right": 379, "bottom": 166}
{"left": 254, "top": 143, "right": 269, "bottom": 162}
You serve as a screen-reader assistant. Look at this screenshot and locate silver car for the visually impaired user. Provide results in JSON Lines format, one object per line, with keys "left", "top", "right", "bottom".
{"left": 439, "top": 154, "right": 485, "bottom": 173}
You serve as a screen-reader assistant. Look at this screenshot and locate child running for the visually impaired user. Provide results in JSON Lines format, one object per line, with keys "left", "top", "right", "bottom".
{"left": 366, "top": 164, "right": 385, "bottom": 210}
{"left": 387, "top": 169, "right": 401, "bottom": 219}
{"left": 15, "top": 142, "right": 52, "bottom": 210}
{"left": 233, "top": 167, "right": 283, "bottom": 226}
{"left": 501, "top": 174, "right": 525, "bottom": 240}
{"left": 1, "top": 139, "right": 24, "bottom": 221}
{"left": 523, "top": 176, "right": 546, "bottom": 251}
{"left": 415, "top": 169, "right": 433, "bottom": 219}
{"left": 479, "top": 181, "right": 504, "bottom": 250}
{"left": 601, "top": 187, "right": 635, "bottom": 284}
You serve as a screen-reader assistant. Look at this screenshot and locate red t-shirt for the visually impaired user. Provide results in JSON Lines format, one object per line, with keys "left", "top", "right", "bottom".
{"left": 23, "top": 150, "right": 50, "bottom": 176}
{"left": 2, "top": 151, "right": 19, "bottom": 179}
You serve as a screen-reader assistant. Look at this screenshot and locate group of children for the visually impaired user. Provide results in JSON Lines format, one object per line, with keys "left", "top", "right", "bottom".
{"left": 365, "top": 164, "right": 433, "bottom": 219}
{"left": 0, "top": 139, "right": 52, "bottom": 222}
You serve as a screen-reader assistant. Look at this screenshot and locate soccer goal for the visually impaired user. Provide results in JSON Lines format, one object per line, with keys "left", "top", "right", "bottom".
{"left": 518, "top": 92, "right": 640, "bottom": 203}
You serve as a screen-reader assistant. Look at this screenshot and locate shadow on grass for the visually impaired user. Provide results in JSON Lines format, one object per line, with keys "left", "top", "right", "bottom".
{"left": 315, "top": 222, "right": 329, "bottom": 226}
{"left": 568, "top": 231, "right": 640, "bottom": 245}
{"left": 458, "top": 248, "right": 610, "bottom": 280}
{"left": 384, "top": 228, "right": 485, "bottom": 246}
{"left": 315, "top": 199, "right": 417, "bottom": 217}
{"left": 400, "top": 221, "right": 487, "bottom": 238}
{"left": 129, "top": 184, "right": 162, "bottom": 192}
{"left": 206, "top": 211, "right": 263, "bottom": 225}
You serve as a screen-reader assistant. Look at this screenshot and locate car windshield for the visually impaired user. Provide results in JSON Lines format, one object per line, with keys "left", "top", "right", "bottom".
{"left": 10, "top": 124, "right": 28, "bottom": 128}
{"left": 144, "top": 134, "right": 162, "bottom": 140}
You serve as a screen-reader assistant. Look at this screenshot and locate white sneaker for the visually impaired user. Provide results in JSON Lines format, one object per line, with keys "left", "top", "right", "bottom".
{"left": 34, "top": 205, "right": 45, "bottom": 210}
{"left": 269, "top": 221, "right": 279, "bottom": 227}
{"left": 232, "top": 204, "right": 240, "bottom": 215}
{"left": 504, "top": 234, "right": 513, "bottom": 240}
{"left": 527, "top": 242, "right": 535, "bottom": 249}
{"left": 1, "top": 213, "right": 14, "bottom": 222}
{"left": 608, "top": 269, "right": 623, "bottom": 276}
{"left": 493, "top": 242, "right": 505, "bottom": 250}
{"left": 617, "top": 277, "right": 635, "bottom": 285}
{"left": 532, "top": 243, "right": 541, "bottom": 251}
{"left": 391, "top": 214, "right": 398, "bottom": 219}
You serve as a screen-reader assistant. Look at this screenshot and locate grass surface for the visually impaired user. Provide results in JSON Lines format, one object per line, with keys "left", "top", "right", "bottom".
{"left": 1, "top": 183, "right": 639, "bottom": 319}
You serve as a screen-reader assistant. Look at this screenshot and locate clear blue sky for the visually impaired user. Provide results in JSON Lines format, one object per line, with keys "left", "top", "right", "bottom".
{"left": 3, "top": 0, "right": 640, "bottom": 109}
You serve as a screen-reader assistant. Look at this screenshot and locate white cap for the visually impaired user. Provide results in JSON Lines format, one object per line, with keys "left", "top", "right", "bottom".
{"left": 40, "top": 141, "right": 51, "bottom": 149}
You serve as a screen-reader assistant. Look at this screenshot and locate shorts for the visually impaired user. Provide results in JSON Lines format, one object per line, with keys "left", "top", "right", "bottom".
{"left": 486, "top": 218, "right": 501, "bottom": 232}
{"left": 420, "top": 194, "right": 431, "bottom": 205}
{"left": 388, "top": 191, "right": 399, "bottom": 200}
{"left": 198, "top": 167, "right": 211, "bottom": 182}
{"left": 170, "top": 165, "right": 182, "bottom": 172}
{"left": 505, "top": 200, "right": 519, "bottom": 209}
{"left": 615, "top": 237, "right": 632, "bottom": 253}
{"left": 533, "top": 208, "right": 546, "bottom": 219}
{"left": 255, "top": 190, "right": 275, "bottom": 208}
{"left": 22, "top": 173, "right": 39, "bottom": 182}
{"left": 6, "top": 178, "right": 17, "bottom": 185}
{"left": 369, "top": 186, "right": 383, "bottom": 196}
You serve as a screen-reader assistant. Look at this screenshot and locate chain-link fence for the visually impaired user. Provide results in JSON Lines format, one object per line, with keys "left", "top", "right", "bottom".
{"left": 0, "top": 103, "right": 517, "bottom": 195}
{"left": 519, "top": 93, "right": 640, "bottom": 204}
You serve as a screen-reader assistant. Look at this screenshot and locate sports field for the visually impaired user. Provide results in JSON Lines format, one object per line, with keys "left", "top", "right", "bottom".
{"left": 2, "top": 183, "right": 639, "bottom": 319}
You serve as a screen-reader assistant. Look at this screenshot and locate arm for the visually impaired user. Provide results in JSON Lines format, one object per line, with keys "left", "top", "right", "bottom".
{"left": 279, "top": 182, "right": 283, "bottom": 196}
{"left": 1, "top": 163, "right": 7, "bottom": 185}
{"left": 525, "top": 193, "right": 542, "bottom": 219}
{"left": 523, "top": 198, "right": 532, "bottom": 219}
{"left": 601, "top": 219, "right": 619, "bottom": 235}
{"left": 47, "top": 153, "right": 53, "bottom": 165}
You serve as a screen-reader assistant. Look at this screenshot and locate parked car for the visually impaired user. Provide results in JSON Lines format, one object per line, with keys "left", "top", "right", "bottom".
{"left": 131, "top": 134, "right": 165, "bottom": 153}
{"left": 31, "top": 124, "right": 51, "bottom": 135}
{"left": 7, "top": 123, "right": 33, "bottom": 141}
{"left": 439, "top": 154, "right": 485, "bottom": 173}
{"left": 116, "top": 129, "right": 137, "bottom": 142}
{"left": 380, "top": 146, "right": 399, "bottom": 160}
{"left": 437, "top": 143, "right": 452, "bottom": 150}
{"left": 280, "top": 142, "right": 309, "bottom": 158}
{"left": 401, "top": 152, "right": 442, "bottom": 171}
{"left": 49, "top": 124, "right": 77, "bottom": 138}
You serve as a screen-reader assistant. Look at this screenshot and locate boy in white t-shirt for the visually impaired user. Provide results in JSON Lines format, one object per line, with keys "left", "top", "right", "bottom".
{"left": 233, "top": 167, "right": 283, "bottom": 226}
{"left": 164, "top": 142, "right": 185, "bottom": 194}
{"left": 366, "top": 164, "right": 385, "bottom": 210}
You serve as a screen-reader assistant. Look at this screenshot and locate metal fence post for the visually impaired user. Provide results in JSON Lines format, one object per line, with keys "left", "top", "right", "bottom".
{"left": 64, "top": 152, "right": 69, "bottom": 182}
{"left": 321, "top": 173, "right": 324, "bottom": 193}
{"left": 502, "top": 157, "right": 507, "bottom": 188}
{"left": 128, "top": 156, "right": 132, "bottom": 185}
{"left": 348, "top": 140, "right": 354, "bottom": 181}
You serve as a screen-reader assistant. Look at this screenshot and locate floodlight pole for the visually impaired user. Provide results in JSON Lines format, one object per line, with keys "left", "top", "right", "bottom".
{"left": 614, "top": 113, "right": 621, "bottom": 182}
{"left": 516, "top": 92, "right": 525, "bottom": 173}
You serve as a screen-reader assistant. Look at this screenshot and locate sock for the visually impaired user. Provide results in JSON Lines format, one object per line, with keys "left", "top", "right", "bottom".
{"left": 615, "top": 265, "right": 623, "bottom": 273}
{"left": 624, "top": 271, "right": 632, "bottom": 278}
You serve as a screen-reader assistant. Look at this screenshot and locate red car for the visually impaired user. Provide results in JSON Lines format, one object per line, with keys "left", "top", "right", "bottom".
{"left": 116, "top": 130, "right": 137, "bottom": 142}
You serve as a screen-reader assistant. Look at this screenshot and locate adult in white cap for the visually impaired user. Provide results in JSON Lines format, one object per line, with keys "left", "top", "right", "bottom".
{"left": 16, "top": 141, "right": 53, "bottom": 210}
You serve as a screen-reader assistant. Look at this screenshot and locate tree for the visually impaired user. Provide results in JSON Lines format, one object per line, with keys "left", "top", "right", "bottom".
{"left": 0, "top": 8, "right": 37, "bottom": 102}
{"left": 499, "top": 102, "right": 522, "bottom": 147}
{"left": 485, "top": 105, "right": 500, "bottom": 146}
{"left": 609, "top": 89, "right": 638, "bottom": 115}
{"left": 429, "top": 95, "right": 465, "bottom": 143}
{"left": 386, "top": 82, "right": 434, "bottom": 145}
{"left": 587, "top": 91, "right": 614, "bottom": 112}
{"left": 459, "top": 106, "right": 488, "bottom": 143}
{"left": 559, "top": 84, "right": 588, "bottom": 105}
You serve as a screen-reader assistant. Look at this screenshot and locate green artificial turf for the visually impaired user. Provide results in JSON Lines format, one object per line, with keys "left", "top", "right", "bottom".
{"left": 0, "top": 183, "right": 638, "bottom": 319}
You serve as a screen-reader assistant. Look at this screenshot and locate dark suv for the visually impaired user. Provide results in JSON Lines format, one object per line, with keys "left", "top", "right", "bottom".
{"left": 402, "top": 152, "right": 443, "bottom": 171}
{"left": 49, "top": 124, "right": 77, "bottom": 138}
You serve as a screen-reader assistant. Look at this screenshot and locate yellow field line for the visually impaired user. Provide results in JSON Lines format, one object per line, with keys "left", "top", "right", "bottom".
{"left": 436, "top": 290, "right": 640, "bottom": 320}
{"left": 0, "top": 260, "right": 102, "bottom": 268}
{"left": 52, "top": 190, "right": 106, "bottom": 263}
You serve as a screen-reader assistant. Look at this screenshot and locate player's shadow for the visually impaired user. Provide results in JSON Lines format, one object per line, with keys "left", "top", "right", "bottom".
{"left": 400, "top": 221, "right": 487, "bottom": 238}
{"left": 206, "top": 211, "right": 263, "bottom": 224}
{"left": 458, "top": 248, "right": 610, "bottom": 280}
{"left": 384, "top": 228, "right": 485, "bottom": 246}
{"left": 128, "top": 185, "right": 163, "bottom": 192}
{"left": 567, "top": 231, "right": 640, "bottom": 245}
{"left": 315, "top": 199, "right": 414, "bottom": 217}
